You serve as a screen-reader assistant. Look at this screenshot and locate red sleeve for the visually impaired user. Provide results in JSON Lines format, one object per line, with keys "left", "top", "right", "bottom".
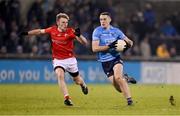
{"left": 45, "top": 27, "right": 53, "bottom": 34}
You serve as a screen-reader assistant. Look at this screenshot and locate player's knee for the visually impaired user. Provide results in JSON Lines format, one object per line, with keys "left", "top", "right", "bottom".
{"left": 55, "top": 68, "right": 65, "bottom": 77}
{"left": 69, "top": 71, "right": 79, "bottom": 77}
{"left": 114, "top": 76, "right": 124, "bottom": 83}
{"left": 55, "top": 72, "right": 64, "bottom": 81}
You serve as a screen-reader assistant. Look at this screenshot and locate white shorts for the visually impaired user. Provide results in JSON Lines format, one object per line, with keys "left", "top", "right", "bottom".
{"left": 53, "top": 57, "right": 79, "bottom": 73}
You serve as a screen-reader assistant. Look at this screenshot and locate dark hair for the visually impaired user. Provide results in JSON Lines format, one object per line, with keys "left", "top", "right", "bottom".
{"left": 100, "top": 12, "right": 111, "bottom": 17}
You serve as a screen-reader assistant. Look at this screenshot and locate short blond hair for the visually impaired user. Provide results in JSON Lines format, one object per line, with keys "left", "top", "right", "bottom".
{"left": 56, "top": 13, "right": 69, "bottom": 21}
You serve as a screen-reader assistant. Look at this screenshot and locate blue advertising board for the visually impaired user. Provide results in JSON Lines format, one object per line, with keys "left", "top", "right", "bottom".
{"left": 0, "top": 60, "right": 141, "bottom": 84}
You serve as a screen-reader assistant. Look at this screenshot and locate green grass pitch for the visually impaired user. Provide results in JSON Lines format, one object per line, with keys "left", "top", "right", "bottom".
{"left": 0, "top": 84, "right": 180, "bottom": 115}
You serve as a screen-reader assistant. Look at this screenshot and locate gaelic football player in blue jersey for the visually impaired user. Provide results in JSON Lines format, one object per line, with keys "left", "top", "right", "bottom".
{"left": 92, "top": 12, "right": 135, "bottom": 105}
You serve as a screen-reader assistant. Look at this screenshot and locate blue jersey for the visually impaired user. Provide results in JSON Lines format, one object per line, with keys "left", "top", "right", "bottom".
{"left": 92, "top": 25, "right": 126, "bottom": 62}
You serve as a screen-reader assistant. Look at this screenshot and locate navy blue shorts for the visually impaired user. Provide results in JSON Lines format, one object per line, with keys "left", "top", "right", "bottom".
{"left": 101, "top": 56, "right": 123, "bottom": 77}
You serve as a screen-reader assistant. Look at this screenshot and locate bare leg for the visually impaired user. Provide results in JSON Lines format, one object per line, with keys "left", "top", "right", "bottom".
{"left": 55, "top": 68, "right": 69, "bottom": 97}
{"left": 113, "top": 63, "right": 131, "bottom": 98}
{"left": 109, "top": 76, "right": 122, "bottom": 93}
{"left": 73, "top": 74, "right": 88, "bottom": 95}
{"left": 55, "top": 68, "right": 73, "bottom": 106}
{"left": 73, "top": 74, "right": 86, "bottom": 86}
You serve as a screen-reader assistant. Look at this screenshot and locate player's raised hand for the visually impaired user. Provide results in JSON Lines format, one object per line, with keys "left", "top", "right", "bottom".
{"left": 74, "top": 28, "right": 81, "bottom": 37}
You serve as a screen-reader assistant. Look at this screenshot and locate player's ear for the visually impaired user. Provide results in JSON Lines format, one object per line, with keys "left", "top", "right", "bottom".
{"left": 108, "top": 16, "right": 112, "bottom": 23}
{"left": 56, "top": 19, "right": 60, "bottom": 26}
{"left": 56, "top": 21, "right": 59, "bottom": 26}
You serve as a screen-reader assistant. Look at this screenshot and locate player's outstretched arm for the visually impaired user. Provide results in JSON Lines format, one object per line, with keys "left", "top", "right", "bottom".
{"left": 20, "top": 29, "right": 45, "bottom": 36}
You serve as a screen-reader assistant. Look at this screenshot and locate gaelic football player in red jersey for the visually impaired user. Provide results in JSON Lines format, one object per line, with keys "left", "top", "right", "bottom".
{"left": 20, "top": 13, "right": 88, "bottom": 106}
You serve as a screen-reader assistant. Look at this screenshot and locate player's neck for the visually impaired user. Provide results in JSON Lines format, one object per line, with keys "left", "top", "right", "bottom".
{"left": 104, "top": 25, "right": 111, "bottom": 30}
{"left": 57, "top": 27, "right": 66, "bottom": 32}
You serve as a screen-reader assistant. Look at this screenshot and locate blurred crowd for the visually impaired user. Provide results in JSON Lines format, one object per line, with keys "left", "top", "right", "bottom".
{"left": 0, "top": 0, "right": 180, "bottom": 59}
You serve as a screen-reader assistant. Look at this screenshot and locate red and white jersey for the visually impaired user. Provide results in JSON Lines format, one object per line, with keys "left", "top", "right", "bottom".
{"left": 45, "top": 26, "right": 76, "bottom": 59}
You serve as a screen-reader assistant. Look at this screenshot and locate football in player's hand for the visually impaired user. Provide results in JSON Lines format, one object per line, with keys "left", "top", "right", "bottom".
{"left": 115, "top": 40, "right": 127, "bottom": 52}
